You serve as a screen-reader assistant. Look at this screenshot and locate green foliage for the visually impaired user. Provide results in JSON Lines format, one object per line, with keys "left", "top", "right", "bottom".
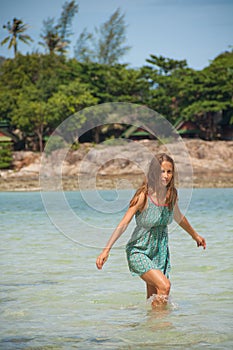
{"left": 0, "top": 142, "right": 13, "bottom": 169}
{"left": 141, "top": 57, "right": 191, "bottom": 122}
{"left": 77, "top": 62, "right": 149, "bottom": 104}
{"left": 146, "top": 54, "right": 188, "bottom": 75}
{"left": 1, "top": 2, "right": 232, "bottom": 146}
{"left": 0, "top": 53, "right": 97, "bottom": 150}
{"left": 143, "top": 51, "right": 233, "bottom": 139}
{"left": 47, "top": 79, "right": 98, "bottom": 120}
{"left": 179, "top": 51, "right": 233, "bottom": 139}
{"left": 0, "top": 47, "right": 232, "bottom": 148}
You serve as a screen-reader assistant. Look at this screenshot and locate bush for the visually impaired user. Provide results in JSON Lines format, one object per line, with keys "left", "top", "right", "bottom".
{"left": 0, "top": 142, "right": 13, "bottom": 169}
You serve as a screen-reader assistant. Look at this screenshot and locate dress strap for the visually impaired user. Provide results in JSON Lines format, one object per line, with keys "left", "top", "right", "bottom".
{"left": 148, "top": 194, "right": 168, "bottom": 207}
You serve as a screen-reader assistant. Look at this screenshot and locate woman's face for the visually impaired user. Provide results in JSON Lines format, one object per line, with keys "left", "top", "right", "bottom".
{"left": 160, "top": 161, "right": 173, "bottom": 187}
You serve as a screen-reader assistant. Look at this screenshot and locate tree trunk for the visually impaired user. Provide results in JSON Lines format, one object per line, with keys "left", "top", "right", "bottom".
{"left": 14, "top": 40, "right": 17, "bottom": 57}
{"left": 36, "top": 125, "right": 44, "bottom": 153}
{"left": 93, "top": 126, "right": 101, "bottom": 143}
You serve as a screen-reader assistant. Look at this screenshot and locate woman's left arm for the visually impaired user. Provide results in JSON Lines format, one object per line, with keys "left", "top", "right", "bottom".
{"left": 174, "top": 202, "right": 206, "bottom": 249}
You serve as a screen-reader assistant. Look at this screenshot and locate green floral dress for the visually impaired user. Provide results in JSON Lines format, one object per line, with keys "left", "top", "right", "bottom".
{"left": 126, "top": 195, "right": 173, "bottom": 278}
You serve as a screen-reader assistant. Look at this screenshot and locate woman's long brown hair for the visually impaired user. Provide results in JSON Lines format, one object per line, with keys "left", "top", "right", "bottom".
{"left": 129, "top": 153, "right": 177, "bottom": 211}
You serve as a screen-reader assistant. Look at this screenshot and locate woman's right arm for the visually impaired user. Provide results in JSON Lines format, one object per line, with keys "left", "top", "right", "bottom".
{"left": 96, "top": 192, "right": 146, "bottom": 270}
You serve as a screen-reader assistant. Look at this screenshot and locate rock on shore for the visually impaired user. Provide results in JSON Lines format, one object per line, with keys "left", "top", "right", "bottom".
{"left": 0, "top": 139, "right": 232, "bottom": 191}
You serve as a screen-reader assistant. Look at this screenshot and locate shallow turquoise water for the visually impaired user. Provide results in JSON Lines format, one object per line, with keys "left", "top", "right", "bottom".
{"left": 0, "top": 189, "right": 232, "bottom": 349}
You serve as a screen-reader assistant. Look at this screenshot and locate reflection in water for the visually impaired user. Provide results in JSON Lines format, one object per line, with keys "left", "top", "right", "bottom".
{"left": 146, "top": 305, "right": 173, "bottom": 330}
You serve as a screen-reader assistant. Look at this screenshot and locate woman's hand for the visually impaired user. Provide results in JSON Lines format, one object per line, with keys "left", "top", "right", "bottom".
{"left": 195, "top": 234, "right": 206, "bottom": 250}
{"left": 96, "top": 249, "right": 110, "bottom": 270}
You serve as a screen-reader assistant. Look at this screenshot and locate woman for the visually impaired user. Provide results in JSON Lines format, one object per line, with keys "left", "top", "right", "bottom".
{"left": 96, "top": 153, "right": 206, "bottom": 307}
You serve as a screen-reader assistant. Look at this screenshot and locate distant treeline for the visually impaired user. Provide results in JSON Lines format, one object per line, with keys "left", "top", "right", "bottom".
{"left": 0, "top": 49, "right": 232, "bottom": 151}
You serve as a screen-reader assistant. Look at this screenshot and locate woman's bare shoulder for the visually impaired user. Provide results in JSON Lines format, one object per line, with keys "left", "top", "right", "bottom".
{"left": 136, "top": 191, "right": 147, "bottom": 212}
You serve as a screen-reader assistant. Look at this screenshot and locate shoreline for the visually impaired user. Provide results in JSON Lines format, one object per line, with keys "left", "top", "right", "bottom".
{"left": 1, "top": 139, "right": 233, "bottom": 191}
{"left": 0, "top": 172, "right": 232, "bottom": 192}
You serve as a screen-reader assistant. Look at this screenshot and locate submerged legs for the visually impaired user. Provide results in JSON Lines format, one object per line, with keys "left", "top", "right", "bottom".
{"left": 141, "top": 269, "right": 170, "bottom": 308}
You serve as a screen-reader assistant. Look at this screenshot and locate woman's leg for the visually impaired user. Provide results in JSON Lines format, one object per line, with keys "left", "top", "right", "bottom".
{"left": 146, "top": 283, "right": 157, "bottom": 299}
{"left": 141, "top": 269, "right": 170, "bottom": 307}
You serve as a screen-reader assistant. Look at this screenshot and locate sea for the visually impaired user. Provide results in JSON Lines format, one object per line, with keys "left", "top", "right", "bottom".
{"left": 0, "top": 188, "right": 232, "bottom": 350}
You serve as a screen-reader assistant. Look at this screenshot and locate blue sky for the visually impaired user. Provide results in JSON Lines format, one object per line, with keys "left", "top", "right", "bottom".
{"left": 0, "top": 0, "right": 232, "bottom": 70}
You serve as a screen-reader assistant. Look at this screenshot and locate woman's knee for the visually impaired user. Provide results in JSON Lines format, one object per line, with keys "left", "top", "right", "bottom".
{"left": 157, "top": 278, "right": 170, "bottom": 295}
{"left": 141, "top": 269, "right": 171, "bottom": 295}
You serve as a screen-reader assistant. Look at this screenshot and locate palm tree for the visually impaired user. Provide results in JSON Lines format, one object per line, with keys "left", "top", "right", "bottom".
{"left": 1, "top": 18, "right": 33, "bottom": 57}
{"left": 39, "top": 18, "right": 67, "bottom": 55}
